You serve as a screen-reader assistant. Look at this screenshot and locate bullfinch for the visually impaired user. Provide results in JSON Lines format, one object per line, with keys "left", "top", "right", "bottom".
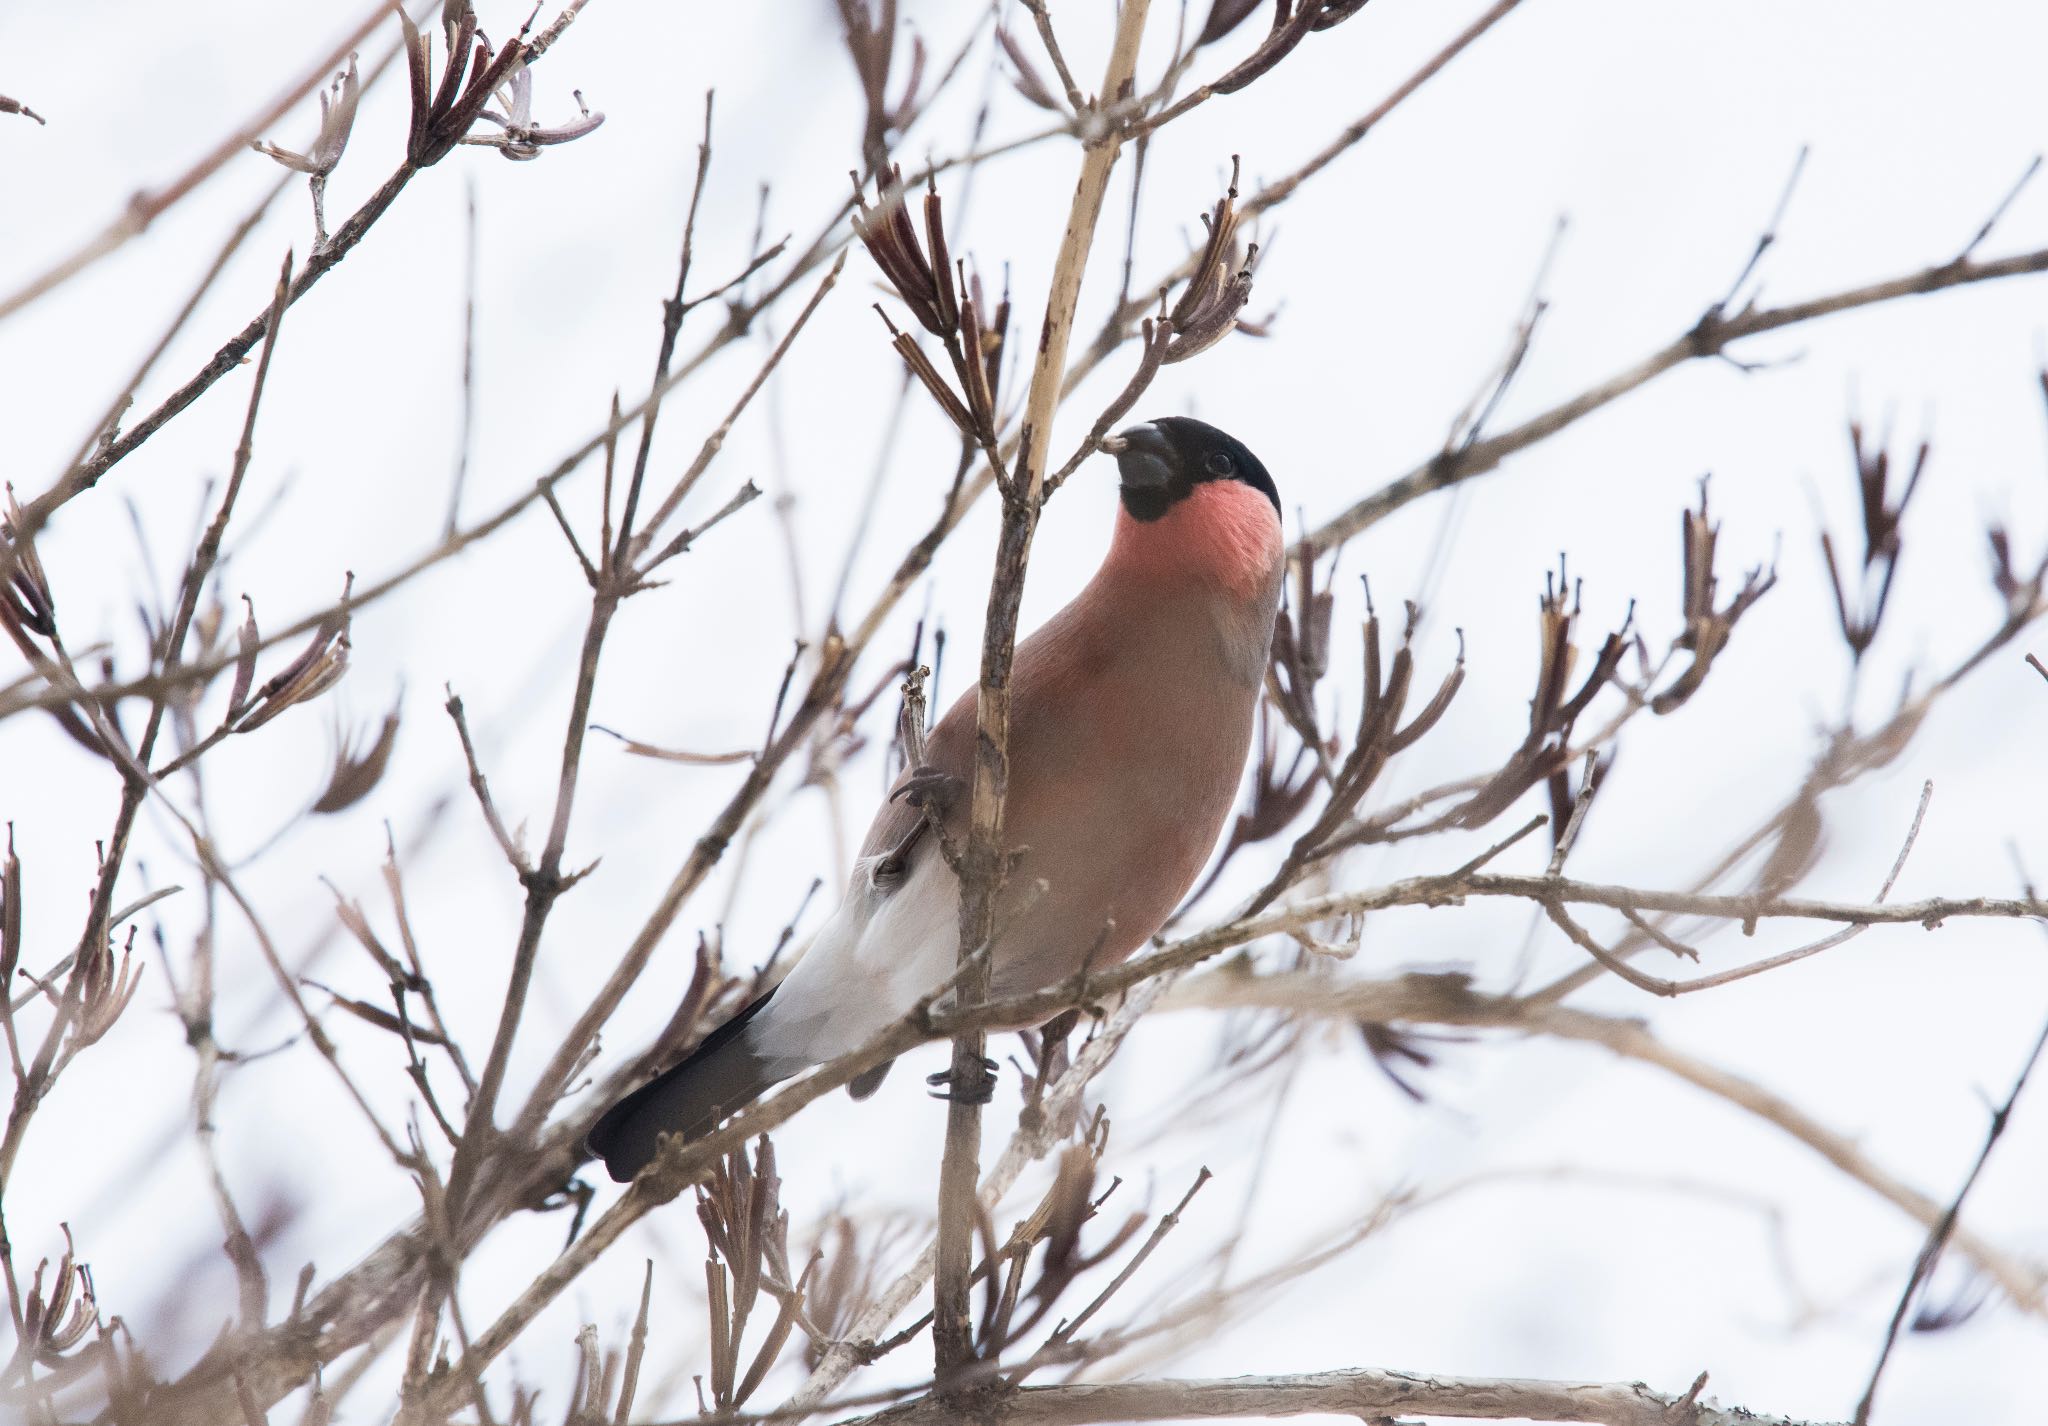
{"left": 589, "top": 416, "right": 1284, "bottom": 1181}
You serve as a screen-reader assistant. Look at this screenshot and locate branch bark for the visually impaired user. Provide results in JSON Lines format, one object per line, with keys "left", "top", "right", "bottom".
{"left": 937, "top": 0, "right": 1153, "bottom": 1386}
{"left": 836, "top": 1365, "right": 1839, "bottom": 1426}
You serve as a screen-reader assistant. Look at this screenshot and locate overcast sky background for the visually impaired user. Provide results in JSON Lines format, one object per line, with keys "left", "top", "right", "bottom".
{"left": 3, "top": 1, "right": 2047, "bottom": 1421}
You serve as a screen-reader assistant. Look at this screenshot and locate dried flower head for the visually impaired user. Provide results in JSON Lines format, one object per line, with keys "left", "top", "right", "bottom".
{"left": 1, "top": 482, "right": 55, "bottom": 641}
{"left": 997, "top": 26, "right": 1062, "bottom": 112}
{"left": 21, "top": 1227, "right": 100, "bottom": 1366}
{"left": 1652, "top": 479, "right": 1776, "bottom": 714}
{"left": 460, "top": 66, "right": 606, "bottom": 161}
{"left": 1164, "top": 157, "right": 1257, "bottom": 364}
{"left": 854, "top": 171, "right": 1008, "bottom": 440}
{"left": 71, "top": 927, "right": 142, "bottom": 1049}
{"left": 838, "top": 0, "right": 924, "bottom": 169}
{"left": 1197, "top": 0, "right": 1377, "bottom": 97}
{"left": 852, "top": 167, "right": 951, "bottom": 337}
{"left": 311, "top": 700, "right": 402, "bottom": 814}
{"left": 1455, "top": 559, "right": 1628, "bottom": 829}
{"left": 1820, "top": 420, "right": 1927, "bottom": 663}
{"left": 231, "top": 576, "right": 353, "bottom": 733}
{"left": 695, "top": 1137, "right": 809, "bottom": 1410}
{"left": 400, "top": 1, "right": 531, "bottom": 168}
{"left": 253, "top": 53, "right": 360, "bottom": 178}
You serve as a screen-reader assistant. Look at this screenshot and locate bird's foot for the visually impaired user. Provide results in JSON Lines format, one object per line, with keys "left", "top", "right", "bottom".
{"left": 892, "top": 764, "right": 964, "bottom": 814}
{"left": 926, "top": 1056, "right": 999, "bottom": 1105}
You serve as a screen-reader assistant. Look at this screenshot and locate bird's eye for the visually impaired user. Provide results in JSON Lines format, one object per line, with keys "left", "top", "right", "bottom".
{"left": 1204, "top": 451, "right": 1235, "bottom": 476}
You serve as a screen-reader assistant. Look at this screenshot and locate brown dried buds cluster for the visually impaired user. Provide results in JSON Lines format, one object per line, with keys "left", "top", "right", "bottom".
{"left": 1194, "top": 0, "right": 1377, "bottom": 88}
{"left": 854, "top": 169, "right": 1010, "bottom": 447}
{"left": 996, "top": 27, "right": 1063, "bottom": 114}
{"left": 11, "top": 1228, "right": 100, "bottom": 1371}
{"left": 1, "top": 484, "right": 55, "bottom": 647}
{"left": 1651, "top": 480, "right": 1776, "bottom": 713}
{"left": 838, "top": 0, "right": 925, "bottom": 171}
{"left": 401, "top": 2, "right": 532, "bottom": 168}
{"left": 1457, "top": 561, "right": 1629, "bottom": 830}
{"left": 1163, "top": 160, "right": 1258, "bottom": 365}
{"left": 1821, "top": 420, "right": 1926, "bottom": 663}
{"left": 1046, "top": 168, "right": 1260, "bottom": 496}
{"left": 973, "top": 1137, "right": 1144, "bottom": 1358}
{"left": 69, "top": 924, "right": 143, "bottom": 1053}
{"left": 1274, "top": 589, "right": 1464, "bottom": 875}
{"left": 1978, "top": 372, "right": 2048, "bottom": 637}
{"left": 695, "top": 1138, "right": 813, "bottom": 1412}
{"left": 222, "top": 580, "right": 352, "bottom": 736}
{"left": 1, "top": 486, "right": 108, "bottom": 756}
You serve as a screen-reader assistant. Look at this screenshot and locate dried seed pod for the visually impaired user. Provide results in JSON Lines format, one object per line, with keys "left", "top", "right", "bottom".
{"left": 1196, "top": 0, "right": 1265, "bottom": 47}
{"left": 1652, "top": 481, "right": 1775, "bottom": 714}
{"left": 2, "top": 824, "right": 20, "bottom": 985}
{"left": 400, "top": 2, "right": 530, "bottom": 168}
{"left": 23, "top": 1227, "right": 100, "bottom": 1365}
{"left": 875, "top": 307, "right": 974, "bottom": 436}
{"left": 233, "top": 577, "right": 353, "bottom": 733}
{"left": 228, "top": 595, "right": 260, "bottom": 717}
{"left": 1165, "top": 160, "right": 1257, "bottom": 364}
{"left": 852, "top": 166, "right": 948, "bottom": 337}
{"left": 1455, "top": 560, "right": 1629, "bottom": 829}
{"left": 997, "top": 26, "right": 1062, "bottom": 110}
{"left": 1821, "top": 421, "right": 1927, "bottom": 662}
{"left": 72, "top": 927, "right": 142, "bottom": 1048}
{"left": 254, "top": 53, "right": 361, "bottom": 176}
{"left": 2, "top": 483, "right": 55, "bottom": 640}
{"left": 311, "top": 701, "right": 402, "bottom": 814}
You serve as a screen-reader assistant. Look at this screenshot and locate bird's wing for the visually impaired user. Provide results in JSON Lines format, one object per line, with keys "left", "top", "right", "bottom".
{"left": 743, "top": 691, "right": 978, "bottom": 1066}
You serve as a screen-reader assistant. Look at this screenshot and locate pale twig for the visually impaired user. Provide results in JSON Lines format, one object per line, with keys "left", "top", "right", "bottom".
{"left": 1021, "top": 0, "right": 1085, "bottom": 113}
{"left": 938, "top": 1, "right": 1154, "bottom": 1382}
{"left": 1545, "top": 752, "right": 1599, "bottom": 874}
{"left": 1852, "top": 1007, "right": 2048, "bottom": 1425}
{"left": 1543, "top": 780, "right": 1934, "bottom": 998}
{"left": 1708, "top": 144, "right": 1808, "bottom": 319}
{"left": 1955, "top": 152, "right": 2043, "bottom": 264}
{"left": 1304, "top": 243, "right": 2048, "bottom": 554}
{"left": 444, "top": 691, "right": 530, "bottom": 874}
{"left": 630, "top": 255, "right": 845, "bottom": 573}
{"left": 616, "top": 89, "right": 717, "bottom": 566}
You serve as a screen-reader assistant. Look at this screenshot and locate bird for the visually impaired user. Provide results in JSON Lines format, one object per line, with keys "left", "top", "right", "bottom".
{"left": 587, "top": 416, "right": 1285, "bottom": 1181}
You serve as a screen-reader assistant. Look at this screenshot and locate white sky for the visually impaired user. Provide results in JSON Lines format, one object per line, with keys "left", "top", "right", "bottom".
{"left": 2, "top": 1, "right": 2046, "bottom": 1422}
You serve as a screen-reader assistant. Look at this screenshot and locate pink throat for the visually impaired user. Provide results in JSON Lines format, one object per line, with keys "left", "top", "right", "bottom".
{"left": 1105, "top": 480, "right": 1283, "bottom": 597}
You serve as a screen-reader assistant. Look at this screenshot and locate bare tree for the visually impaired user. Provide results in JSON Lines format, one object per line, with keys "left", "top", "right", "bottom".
{"left": 2, "top": 3, "right": 2046, "bottom": 1424}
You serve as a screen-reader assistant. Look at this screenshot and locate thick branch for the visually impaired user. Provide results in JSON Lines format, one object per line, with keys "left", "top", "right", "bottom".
{"left": 839, "top": 1366, "right": 1838, "bottom": 1426}
{"left": 938, "top": 0, "right": 1154, "bottom": 1382}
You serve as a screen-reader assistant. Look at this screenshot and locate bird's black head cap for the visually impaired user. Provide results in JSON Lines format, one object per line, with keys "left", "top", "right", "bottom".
{"left": 1107, "top": 416, "right": 1279, "bottom": 523}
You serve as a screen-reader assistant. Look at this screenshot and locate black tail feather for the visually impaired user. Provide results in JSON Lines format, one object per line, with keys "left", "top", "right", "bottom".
{"left": 586, "top": 991, "right": 782, "bottom": 1182}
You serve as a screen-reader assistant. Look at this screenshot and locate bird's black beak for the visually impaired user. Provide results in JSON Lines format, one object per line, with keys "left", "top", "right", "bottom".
{"left": 1104, "top": 421, "right": 1175, "bottom": 496}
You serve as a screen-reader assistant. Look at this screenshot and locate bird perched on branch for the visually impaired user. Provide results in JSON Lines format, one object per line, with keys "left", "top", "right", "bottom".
{"left": 589, "top": 417, "right": 1285, "bottom": 1181}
